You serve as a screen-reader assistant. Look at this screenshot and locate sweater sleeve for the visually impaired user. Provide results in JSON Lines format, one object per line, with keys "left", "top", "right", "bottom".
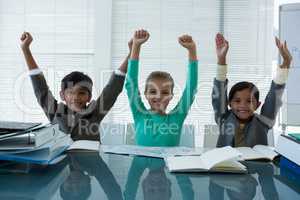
{"left": 125, "top": 59, "right": 147, "bottom": 121}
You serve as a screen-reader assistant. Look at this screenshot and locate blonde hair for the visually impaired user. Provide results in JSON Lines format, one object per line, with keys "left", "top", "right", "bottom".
{"left": 145, "top": 71, "right": 174, "bottom": 93}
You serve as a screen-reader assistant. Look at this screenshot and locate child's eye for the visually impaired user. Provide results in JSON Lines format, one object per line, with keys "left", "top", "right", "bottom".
{"left": 69, "top": 91, "right": 75, "bottom": 95}
{"left": 149, "top": 90, "right": 156, "bottom": 94}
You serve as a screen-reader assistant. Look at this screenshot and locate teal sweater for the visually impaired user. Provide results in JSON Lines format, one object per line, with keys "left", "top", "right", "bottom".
{"left": 125, "top": 59, "right": 198, "bottom": 146}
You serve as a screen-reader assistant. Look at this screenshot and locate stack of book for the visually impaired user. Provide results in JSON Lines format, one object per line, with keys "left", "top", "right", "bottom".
{"left": 0, "top": 121, "right": 72, "bottom": 165}
{"left": 276, "top": 134, "right": 300, "bottom": 177}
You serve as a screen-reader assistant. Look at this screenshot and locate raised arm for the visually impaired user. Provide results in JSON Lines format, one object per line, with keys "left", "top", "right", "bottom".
{"left": 20, "top": 32, "right": 39, "bottom": 70}
{"left": 212, "top": 33, "right": 230, "bottom": 124}
{"left": 171, "top": 35, "right": 198, "bottom": 120}
{"left": 20, "top": 32, "right": 58, "bottom": 122}
{"left": 260, "top": 37, "right": 292, "bottom": 127}
{"left": 125, "top": 30, "right": 150, "bottom": 119}
{"left": 94, "top": 39, "right": 133, "bottom": 117}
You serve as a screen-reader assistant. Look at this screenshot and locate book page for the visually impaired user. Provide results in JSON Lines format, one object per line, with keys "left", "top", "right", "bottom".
{"left": 253, "top": 145, "right": 278, "bottom": 160}
{"left": 67, "top": 140, "right": 99, "bottom": 151}
{"left": 235, "top": 147, "right": 266, "bottom": 160}
{"left": 200, "top": 146, "right": 241, "bottom": 169}
{"left": 165, "top": 156, "right": 206, "bottom": 172}
{"left": 212, "top": 160, "right": 247, "bottom": 173}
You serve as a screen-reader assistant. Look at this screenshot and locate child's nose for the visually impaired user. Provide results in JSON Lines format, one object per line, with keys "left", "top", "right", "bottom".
{"left": 157, "top": 94, "right": 164, "bottom": 100}
{"left": 240, "top": 101, "right": 249, "bottom": 107}
{"left": 73, "top": 94, "right": 81, "bottom": 101}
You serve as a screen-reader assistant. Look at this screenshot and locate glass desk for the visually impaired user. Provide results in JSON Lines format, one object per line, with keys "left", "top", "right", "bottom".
{"left": 0, "top": 151, "right": 299, "bottom": 200}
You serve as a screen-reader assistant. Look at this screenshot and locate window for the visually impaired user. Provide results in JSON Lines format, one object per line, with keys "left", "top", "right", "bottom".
{"left": 0, "top": 0, "right": 95, "bottom": 122}
{"left": 109, "top": 0, "right": 274, "bottom": 146}
{"left": 0, "top": 0, "right": 276, "bottom": 146}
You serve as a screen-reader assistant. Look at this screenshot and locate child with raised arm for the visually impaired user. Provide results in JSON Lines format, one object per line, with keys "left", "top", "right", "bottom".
{"left": 20, "top": 32, "right": 132, "bottom": 141}
{"left": 126, "top": 29, "right": 198, "bottom": 146}
{"left": 212, "top": 33, "right": 292, "bottom": 147}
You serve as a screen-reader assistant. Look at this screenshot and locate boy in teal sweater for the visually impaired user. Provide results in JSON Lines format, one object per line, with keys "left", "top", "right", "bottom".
{"left": 125, "top": 29, "right": 198, "bottom": 146}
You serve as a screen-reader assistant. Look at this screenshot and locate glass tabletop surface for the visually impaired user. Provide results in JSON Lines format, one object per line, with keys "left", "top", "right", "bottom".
{"left": 0, "top": 151, "right": 299, "bottom": 200}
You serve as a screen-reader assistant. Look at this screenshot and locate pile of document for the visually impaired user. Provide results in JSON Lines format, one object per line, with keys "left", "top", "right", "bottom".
{"left": 0, "top": 121, "right": 72, "bottom": 165}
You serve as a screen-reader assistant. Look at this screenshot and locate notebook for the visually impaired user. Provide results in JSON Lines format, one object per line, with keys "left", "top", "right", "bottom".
{"left": 164, "top": 146, "right": 247, "bottom": 173}
{"left": 235, "top": 145, "right": 278, "bottom": 161}
{"left": 0, "top": 121, "right": 41, "bottom": 135}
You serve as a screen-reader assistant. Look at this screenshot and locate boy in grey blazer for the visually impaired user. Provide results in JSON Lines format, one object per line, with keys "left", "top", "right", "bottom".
{"left": 212, "top": 33, "right": 292, "bottom": 147}
{"left": 20, "top": 32, "right": 132, "bottom": 141}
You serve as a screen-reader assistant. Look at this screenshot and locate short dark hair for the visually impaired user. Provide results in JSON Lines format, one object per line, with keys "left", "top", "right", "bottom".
{"left": 145, "top": 71, "right": 174, "bottom": 92}
{"left": 229, "top": 81, "right": 260, "bottom": 102}
{"left": 61, "top": 71, "right": 93, "bottom": 95}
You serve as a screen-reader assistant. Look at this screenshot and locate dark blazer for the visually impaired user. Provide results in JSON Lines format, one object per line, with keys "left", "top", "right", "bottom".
{"left": 30, "top": 72, "right": 125, "bottom": 141}
{"left": 212, "top": 78, "right": 285, "bottom": 147}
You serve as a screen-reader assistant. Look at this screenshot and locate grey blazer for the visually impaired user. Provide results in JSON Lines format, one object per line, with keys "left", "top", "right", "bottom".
{"left": 31, "top": 72, "right": 125, "bottom": 141}
{"left": 212, "top": 78, "right": 285, "bottom": 147}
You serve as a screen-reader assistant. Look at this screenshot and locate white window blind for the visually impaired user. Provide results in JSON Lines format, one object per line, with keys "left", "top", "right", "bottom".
{"left": 109, "top": 0, "right": 274, "bottom": 146}
{"left": 0, "top": 0, "right": 275, "bottom": 146}
{"left": 0, "top": 0, "right": 95, "bottom": 123}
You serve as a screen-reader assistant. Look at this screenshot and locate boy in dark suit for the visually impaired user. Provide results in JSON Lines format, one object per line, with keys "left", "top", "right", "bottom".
{"left": 20, "top": 32, "right": 132, "bottom": 141}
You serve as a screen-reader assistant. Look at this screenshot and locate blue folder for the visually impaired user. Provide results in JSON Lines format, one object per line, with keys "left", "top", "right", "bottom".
{"left": 280, "top": 156, "right": 300, "bottom": 176}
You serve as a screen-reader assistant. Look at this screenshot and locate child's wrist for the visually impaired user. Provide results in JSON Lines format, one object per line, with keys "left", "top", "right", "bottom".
{"left": 132, "top": 43, "right": 142, "bottom": 49}
{"left": 217, "top": 57, "right": 226, "bottom": 65}
{"left": 188, "top": 46, "right": 196, "bottom": 53}
{"left": 21, "top": 46, "right": 30, "bottom": 51}
{"left": 188, "top": 49, "right": 197, "bottom": 60}
{"left": 280, "top": 60, "right": 291, "bottom": 68}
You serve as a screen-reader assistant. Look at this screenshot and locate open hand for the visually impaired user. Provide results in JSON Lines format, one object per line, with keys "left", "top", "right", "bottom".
{"left": 215, "top": 33, "right": 229, "bottom": 65}
{"left": 276, "top": 37, "right": 292, "bottom": 68}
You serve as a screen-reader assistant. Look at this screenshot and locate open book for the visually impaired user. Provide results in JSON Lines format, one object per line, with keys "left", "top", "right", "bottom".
{"left": 235, "top": 145, "right": 278, "bottom": 161}
{"left": 164, "top": 146, "right": 247, "bottom": 173}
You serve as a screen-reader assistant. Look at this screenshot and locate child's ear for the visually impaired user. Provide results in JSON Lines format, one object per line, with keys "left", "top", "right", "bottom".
{"left": 256, "top": 101, "right": 262, "bottom": 109}
{"left": 87, "top": 94, "right": 92, "bottom": 102}
{"left": 60, "top": 90, "right": 65, "bottom": 101}
{"left": 144, "top": 91, "right": 149, "bottom": 99}
{"left": 170, "top": 93, "right": 174, "bottom": 100}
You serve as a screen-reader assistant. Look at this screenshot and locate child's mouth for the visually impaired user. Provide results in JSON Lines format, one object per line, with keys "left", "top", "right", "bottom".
{"left": 237, "top": 110, "right": 250, "bottom": 116}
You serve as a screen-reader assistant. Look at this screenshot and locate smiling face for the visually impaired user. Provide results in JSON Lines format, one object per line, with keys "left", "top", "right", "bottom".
{"left": 60, "top": 84, "right": 91, "bottom": 112}
{"left": 144, "top": 78, "right": 173, "bottom": 115}
{"left": 229, "top": 88, "right": 261, "bottom": 122}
